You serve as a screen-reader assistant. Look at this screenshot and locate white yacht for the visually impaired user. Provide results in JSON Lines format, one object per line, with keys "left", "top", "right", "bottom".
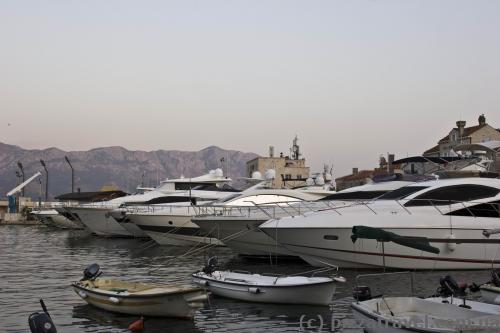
{"left": 191, "top": 180, "right": 414, "bottom": 257}
{"left": 108, "top": 173, "right": 235, "bottom": 238}
{"left": 125, "top": 178, "right": 264, "bottom": 246}
{"left": 259, "top": 177, "right": 500, "bottom": 269}
{"left": 59, "top": 170, "right": 231, "bottom": 237}
{"left": 31, "top": 208, "right": 84, "bottom": 229}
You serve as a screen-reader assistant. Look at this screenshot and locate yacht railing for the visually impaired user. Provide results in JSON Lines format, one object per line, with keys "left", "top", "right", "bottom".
{"left": 124, "top": 204, "right": 219, "bottom": 216}
{"left": 190, "top": 197, "right": 500, "bottom": 220}
{"left": 55, "top": 201, "right": 122, "bottom": 210}
{"left": 192, "top": 200, "right": 362, "bottom": 219}
{"left": 52, "top": 196, "right": 498, "bottom": 220}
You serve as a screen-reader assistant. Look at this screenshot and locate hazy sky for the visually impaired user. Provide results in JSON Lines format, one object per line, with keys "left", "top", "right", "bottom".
{"left": 1, "top": 0, "right": 499, "bottom": 177}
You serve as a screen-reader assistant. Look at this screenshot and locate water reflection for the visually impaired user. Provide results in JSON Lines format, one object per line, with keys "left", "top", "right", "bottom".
{"left": 0, "top": 225, "right": 492, "bottom": 332}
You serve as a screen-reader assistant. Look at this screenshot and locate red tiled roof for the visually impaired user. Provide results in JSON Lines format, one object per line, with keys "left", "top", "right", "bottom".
{"left": 335, "top": 170, "right": 387, "bottom": 181}
{"left": 438, "top": 124, "right": 486, "bottom": 144}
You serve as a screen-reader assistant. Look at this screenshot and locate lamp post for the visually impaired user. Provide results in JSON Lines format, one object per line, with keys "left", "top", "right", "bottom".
{"left": 17, "top": 161, "right": 25, "bottom": 196}
{"left": 40, "top": 159, "right": 48, "bottom": 201}
{"left": 64, "top": 155, "right": 74, "bottom": 193}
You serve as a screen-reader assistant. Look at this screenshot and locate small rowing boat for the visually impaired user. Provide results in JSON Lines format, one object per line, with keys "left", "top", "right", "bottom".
{"left": 72, "top": 264, "right": 207, "bottom": 318}
{"left": 352, "top": 274, "right": 500, "bottom": 333}
{"left": 479, "top": 269, "right": 500, "bottom": 305}
{"left": 192, "top": 257, "right": 345, "bottom": 305}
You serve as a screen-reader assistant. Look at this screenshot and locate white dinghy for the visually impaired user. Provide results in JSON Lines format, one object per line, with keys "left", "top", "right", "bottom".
{"left": 192, "top": 258, "right": 345, "bottom": 305}
{"left": 351, "top": 273, "right": 500, "bottom": 333}
{"left": 72, "top": 264, "right": 207, "bottom": 319}
{"left": 478, "top": 269, "right": 500, "bottom": 305}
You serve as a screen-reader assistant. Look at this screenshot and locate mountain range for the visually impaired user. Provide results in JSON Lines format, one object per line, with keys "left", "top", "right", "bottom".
{"left": 0, "top": 142, "right": 258, "bottom": 199}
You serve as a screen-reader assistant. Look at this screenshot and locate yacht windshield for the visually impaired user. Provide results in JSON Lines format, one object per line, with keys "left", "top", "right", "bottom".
{"left": 320, "top": 191, "right": 388, "bottom": 201}
{"left": 377, "top": 186, "right": 429, "bottom": 200}
{"left": 220, "top": 178, "right": 263, "bottom": 192}
{"left": 405, "top": 185, "right": 500, "bottom": 207}
{"left": 211, "top": 193, "right": 242, "bottom": 204}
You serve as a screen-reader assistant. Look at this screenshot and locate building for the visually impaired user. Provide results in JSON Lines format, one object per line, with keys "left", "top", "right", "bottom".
{"left": 423, "top": 114, "right": 500, "bottom": 157}
{"left": 335, "top": 154, "right": 396, "bottom": 191}
{"left": 246, "top": 136, "right": 310, "bottom": 188}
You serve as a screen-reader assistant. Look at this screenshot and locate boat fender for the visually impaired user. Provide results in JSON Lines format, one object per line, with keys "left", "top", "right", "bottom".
{"left": 333, "top": 276, "right": 347, "bottom": 283}
{"left": 248, "top": 287, "right": 260, "bottom": 294}
{"left": 109, "top": 297, "right": 121, "bottom": 304}
{"left": 188, "top": 302, "right": 205, "bottom": 309}
{"left": 128, "top": 316, "right": 144, "bottom": 332}
{"left": 446, "top": 234, "right": 456, "bottom": 251}
{"left": 186, "top": 294, "right": 209, "bottom": 303}
{"left": 204, "top": 281, "right": 209, "bottom": 287}
{"left": 78, "top": 291, "right": 87, "bottom": 299}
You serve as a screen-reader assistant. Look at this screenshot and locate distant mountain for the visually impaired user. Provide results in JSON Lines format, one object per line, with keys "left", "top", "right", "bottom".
{"left": 0, "top": 142, "right": 259, "bottom": 199}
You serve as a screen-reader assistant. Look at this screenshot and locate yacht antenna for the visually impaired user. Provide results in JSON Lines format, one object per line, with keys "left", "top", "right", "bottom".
{"left": 189, "top": 177, "right": 192, "bottom": 205}
{"left": 291, "top": 135, "right": 301, "bottom": 160}
{"left": 220, "top": 157, "right": 225, "bottom": 175}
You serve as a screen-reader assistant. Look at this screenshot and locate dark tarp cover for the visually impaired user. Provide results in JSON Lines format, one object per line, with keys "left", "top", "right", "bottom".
{"left": 351, "top": 225, "right": 440, "bottom": 254}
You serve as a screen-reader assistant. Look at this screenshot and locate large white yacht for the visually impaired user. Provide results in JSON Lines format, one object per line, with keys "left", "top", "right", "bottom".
{"left": 259, "top": 177, "right": 500, "bottom": 269}
{"left": 191, "top": 180, "right": 414, "bottom": 257}
{"left": 123, "top": 178, "right": 263, "bottom": 245}
{"left": 59, "top": 170, "right": 231, "bottom": 237}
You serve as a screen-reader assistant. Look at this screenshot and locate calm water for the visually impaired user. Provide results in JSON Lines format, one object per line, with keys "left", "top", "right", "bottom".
{"left": 0, "top": 225, "right": 491, "bottom": 333}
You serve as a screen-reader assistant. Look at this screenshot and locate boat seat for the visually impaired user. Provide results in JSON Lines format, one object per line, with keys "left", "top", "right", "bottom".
{"left": 225, "top": 278, "right": 248, "bottom": 283}
{"left": 109, "top": 288, "right": 128, "bottom": 293}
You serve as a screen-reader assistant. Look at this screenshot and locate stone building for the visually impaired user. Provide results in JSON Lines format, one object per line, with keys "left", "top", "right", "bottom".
{"left": 335, "top": 158, "right": 395, "bottom": 191}
{"left": 423, "top": 114, "right": 500, "bottom": 157}
{"left": 246, "top": 136, "right": 310, "bottom": 188}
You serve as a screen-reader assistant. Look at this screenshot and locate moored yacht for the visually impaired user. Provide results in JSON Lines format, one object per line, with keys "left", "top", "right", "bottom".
{"left": 191, "top": 180, "right": 414, "bottom": 257}
{"left": 259, "top": 177, "right": 500, "bottom": 269}
{"left": 125, "top": 178, "right": 264, "bottom": 246}
{"left": 59, "top": 170, "right": 231, "bottom": 237}
{"left": 31, "top": 208, "right": 84, "bottom": 229}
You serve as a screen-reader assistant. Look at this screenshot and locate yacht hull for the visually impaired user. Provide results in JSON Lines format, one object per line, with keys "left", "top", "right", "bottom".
{"left": 32, "top": 210, "right": 84, "bottom": 229}
{"left": 192, "top": 217, "right": 294, "bottom": 256}
{"left": 67, "top": 207, "right": 133, "bottom": 237}
{"left": 261, "top": 223, "right": 500, "bottom": 269}
{"left": 128, "top": 212, "right": 223, "bottom": 246}
{"left": 108, "top": 209, "right": 149, "bottom": 238}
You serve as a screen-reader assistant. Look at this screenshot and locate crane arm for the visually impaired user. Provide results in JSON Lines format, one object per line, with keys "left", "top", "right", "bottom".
{"left": 7, "top": 171, "right": 42, "bottom": 196}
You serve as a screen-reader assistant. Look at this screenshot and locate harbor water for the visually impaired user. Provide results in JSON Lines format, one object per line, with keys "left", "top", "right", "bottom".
{"left": 0, "top": 225, "right": 491, "bottom": 333}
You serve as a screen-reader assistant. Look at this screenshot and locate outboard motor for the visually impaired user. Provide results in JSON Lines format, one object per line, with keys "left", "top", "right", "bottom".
{"left": 82, "top": 263, "right": 102, "bottom": 281}
{"left": 352, "top": 286, "right": 372, "bottom": 301}
{"left": 491, "top": 269, "right": 500, "bottom": 287}
{"left": 437, "top": 275, "right": 463, "bottom": 297}
{"left": 437, "top": 275, "right": 470, "bottom": 308}
{"left": 202, "top": 257, "right": 218, "bottom": 275}
{"left": 28, "top": 299, "right": 57, "bottom": 333}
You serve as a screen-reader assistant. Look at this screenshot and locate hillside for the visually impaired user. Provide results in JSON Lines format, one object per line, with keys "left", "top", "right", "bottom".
{"left": 0, "top": 142, "right": 258, "bottom": 199}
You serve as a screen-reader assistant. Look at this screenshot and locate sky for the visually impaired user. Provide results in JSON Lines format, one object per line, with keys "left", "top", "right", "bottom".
{"left": 1, "top": 0, "right": 499, "bottom": 178}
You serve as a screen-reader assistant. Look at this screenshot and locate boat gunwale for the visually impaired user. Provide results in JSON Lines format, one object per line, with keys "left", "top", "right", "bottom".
{"left": 351, "top": 301, "right": 446, "bottom": 333}
{"left": 480, "top": 284, "right": 500, "bottom": 293}
{"left": 72, "top": 281, "right": 204, "bottom": 298}
{"left": 192, "top": 272, "right": 335, "bottom": 288}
